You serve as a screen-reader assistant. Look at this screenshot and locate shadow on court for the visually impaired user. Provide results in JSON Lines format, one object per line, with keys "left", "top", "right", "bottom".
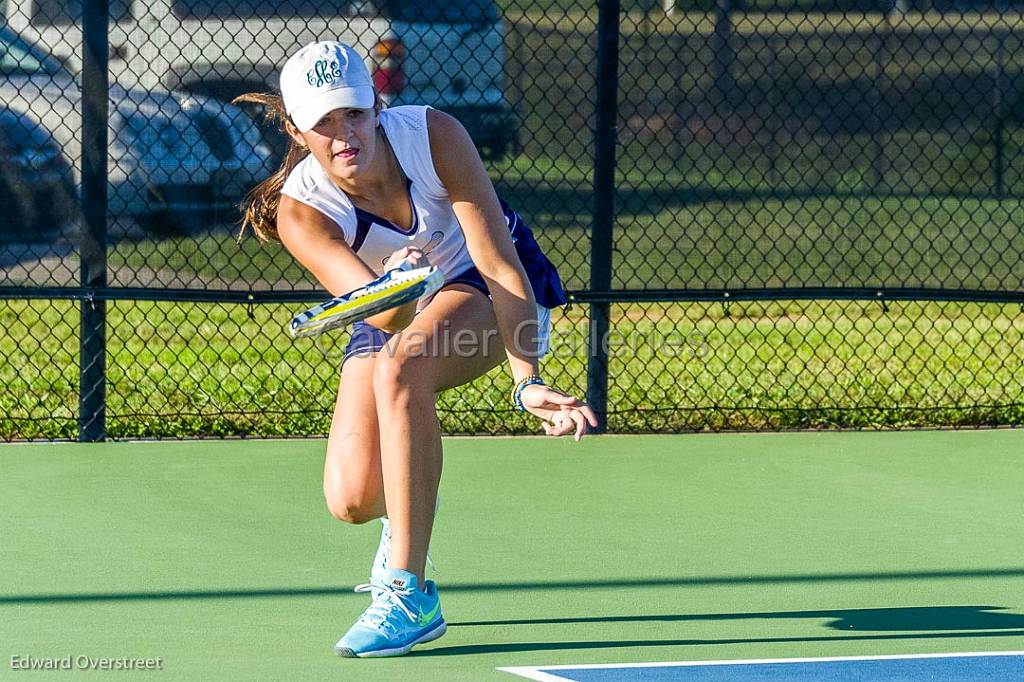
{"left": 410, "top": 627, "right": 1024, "bottom": 658}
{"left": 450, "top": 605, "right": 1024, "bottom": 631}
{"left": 4, "top": 568, "right": 1024, "bottom": 605}
{"left": 407, "top": 606, "right": 1024, "bottom": 658}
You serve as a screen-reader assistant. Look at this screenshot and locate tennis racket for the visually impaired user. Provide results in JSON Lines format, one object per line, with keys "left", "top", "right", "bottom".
{"left": 288, "top": 264, "right": 444, "bottom": 339}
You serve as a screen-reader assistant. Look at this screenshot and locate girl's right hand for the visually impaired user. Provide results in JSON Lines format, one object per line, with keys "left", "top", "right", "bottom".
{"left": 383, "top": 246, "right": 429, "bottom": 272}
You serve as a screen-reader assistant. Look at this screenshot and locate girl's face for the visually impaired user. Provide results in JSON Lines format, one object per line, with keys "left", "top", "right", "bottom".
{"left": 290, "top": 107, "right": 379, "bottom": 184}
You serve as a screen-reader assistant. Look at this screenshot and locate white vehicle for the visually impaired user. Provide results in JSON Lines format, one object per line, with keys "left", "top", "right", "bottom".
{"left": 5, "top": 0, "right": 519, "bottom": 160}
{"left": 0, "top": 25, "right": 273, "bottom": 232}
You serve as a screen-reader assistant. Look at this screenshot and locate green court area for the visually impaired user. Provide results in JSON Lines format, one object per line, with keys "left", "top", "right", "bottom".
{"left": 2, "top": 431, "right": 1023, "bottom": 680}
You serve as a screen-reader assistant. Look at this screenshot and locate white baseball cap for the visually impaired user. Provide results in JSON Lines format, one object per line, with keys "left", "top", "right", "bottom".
{"left": 280, "top": 41, "right": 376, "bottom": 132}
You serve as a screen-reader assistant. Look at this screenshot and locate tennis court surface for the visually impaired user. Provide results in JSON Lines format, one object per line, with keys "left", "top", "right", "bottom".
{"left": 2, "top": 431, "right": 1023, "bottom": 680}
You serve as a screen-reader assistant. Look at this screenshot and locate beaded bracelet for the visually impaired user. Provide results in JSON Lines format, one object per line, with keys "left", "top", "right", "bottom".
{"left": 512, "top": 374, "right": 545, "bottom": 412}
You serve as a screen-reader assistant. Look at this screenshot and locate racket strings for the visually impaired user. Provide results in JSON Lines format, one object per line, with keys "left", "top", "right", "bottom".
{"left": 289, "top": 266, "right": 443, "bottom": 338}
{"left": 353, "top": 270, "right": 430, "bottom": 298}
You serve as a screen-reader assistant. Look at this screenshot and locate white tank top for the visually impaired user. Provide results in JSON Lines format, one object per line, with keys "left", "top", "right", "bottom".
{"left": 281, "top": 105, "right": 476, "bottom": 281}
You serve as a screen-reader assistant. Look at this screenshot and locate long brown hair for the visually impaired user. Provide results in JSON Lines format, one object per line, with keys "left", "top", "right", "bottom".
{"left": 231, "top": 92, "right": 309, "bottom": 242}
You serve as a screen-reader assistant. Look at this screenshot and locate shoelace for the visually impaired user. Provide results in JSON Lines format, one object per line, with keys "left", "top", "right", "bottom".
{"left": 352, "top": 580, "right": 417, "bottom": 634}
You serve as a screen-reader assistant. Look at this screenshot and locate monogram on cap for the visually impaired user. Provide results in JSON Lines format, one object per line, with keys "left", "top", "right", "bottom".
{"left": 307, "top": 59, "right": 344, "bottom": 88}
{"left": 280, "top": 40, "right": 376, "bottom": 132}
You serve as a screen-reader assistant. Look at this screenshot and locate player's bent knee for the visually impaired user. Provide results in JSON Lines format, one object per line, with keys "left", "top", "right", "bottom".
{"left": 322, "top": 433, "right": 384, "bottom": 523}
{"left": 329, "top": 505, "right": 377, "bottom": 525}
{"left": 322, "top": 472, "right": 381, "bottom": 525}
{"left": 323, "top": 488, "right": 379, "bottom": 525}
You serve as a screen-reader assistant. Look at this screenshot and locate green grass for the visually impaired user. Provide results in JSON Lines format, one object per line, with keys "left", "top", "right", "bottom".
{"left": 104, "top": 232, "right": 315, "bottom": 290}
{"left": 106, "top": 186, "right": 1024, "bottom": 295}
{"left": 2, "top": 297, "right": 1022, "bottom": 439}
{"left": 3, "top": 434, "right": 1024, "bottom": 679}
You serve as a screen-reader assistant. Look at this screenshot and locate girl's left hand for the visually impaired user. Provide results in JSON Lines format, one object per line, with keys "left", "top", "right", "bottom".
{"left": 519, "top": 384, "right": 599, "bottom": 441}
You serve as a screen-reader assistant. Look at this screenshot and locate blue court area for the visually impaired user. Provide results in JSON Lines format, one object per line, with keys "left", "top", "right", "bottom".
{"left": 502, "top": 652, "right": 1024, "bottom": 681}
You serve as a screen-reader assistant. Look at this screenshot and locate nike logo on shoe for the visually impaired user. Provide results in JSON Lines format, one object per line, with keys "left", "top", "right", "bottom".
{"left": 417, "top": 602, "right": 440, "bottom": 627}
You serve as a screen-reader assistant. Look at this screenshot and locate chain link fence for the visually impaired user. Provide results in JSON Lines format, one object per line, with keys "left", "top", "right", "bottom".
{"left": 1, "top": 0, "right": 1022, "bottom": 439}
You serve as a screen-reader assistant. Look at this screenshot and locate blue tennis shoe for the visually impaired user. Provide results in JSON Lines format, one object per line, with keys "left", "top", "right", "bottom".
{"left": 335, "top": 568, "right": 447, "bottom": 658}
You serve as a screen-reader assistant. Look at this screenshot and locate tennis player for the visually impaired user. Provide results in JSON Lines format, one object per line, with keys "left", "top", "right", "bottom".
{"left": 235, "top": 40, "right": 598, "bottom": 657}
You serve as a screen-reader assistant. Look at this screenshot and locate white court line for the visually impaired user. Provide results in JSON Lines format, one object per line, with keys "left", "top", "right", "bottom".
{"left": 498, "top": 669, "right": 577, "bottom": 682}
{"left": 498, "top": 650, "right": 1024, "bottom": 680}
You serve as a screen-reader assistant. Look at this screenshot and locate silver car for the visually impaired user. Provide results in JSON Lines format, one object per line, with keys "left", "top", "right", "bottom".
{"left": 0, "top": 26, "right": 272, "bottom": 232}
{"left": 7, "top": 0, "right": 517, "bottom": 161}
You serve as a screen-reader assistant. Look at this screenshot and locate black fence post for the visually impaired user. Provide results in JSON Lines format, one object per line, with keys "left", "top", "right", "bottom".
{"left": 994, "top": 20, "right": 1007, "bottom": 198}
{"left": 711, "top": 0, "right": 735, "bottom": 108}
{"left": 79, "top": 0, "right": 109, "bottom": 441}
{"left": 869, "top": 12, "right": 887, "bottom": 193}
{"left": 587, "top": 0, "right": 620, "bottom": 434}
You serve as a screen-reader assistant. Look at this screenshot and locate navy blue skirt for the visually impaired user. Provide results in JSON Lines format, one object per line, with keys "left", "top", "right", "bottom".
{"left": 344, "top": 201, "right": 565, "bottom": 364}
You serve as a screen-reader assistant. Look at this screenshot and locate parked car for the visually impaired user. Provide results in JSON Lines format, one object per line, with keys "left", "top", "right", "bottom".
{"left": 5, "top": 0, "right": 519, "bottom": 161}
{"left": 0, "top": 105, "right": 76, "bottom": 240}
{"left": 0, "top": 25, "right": 272, "bottom": 233}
